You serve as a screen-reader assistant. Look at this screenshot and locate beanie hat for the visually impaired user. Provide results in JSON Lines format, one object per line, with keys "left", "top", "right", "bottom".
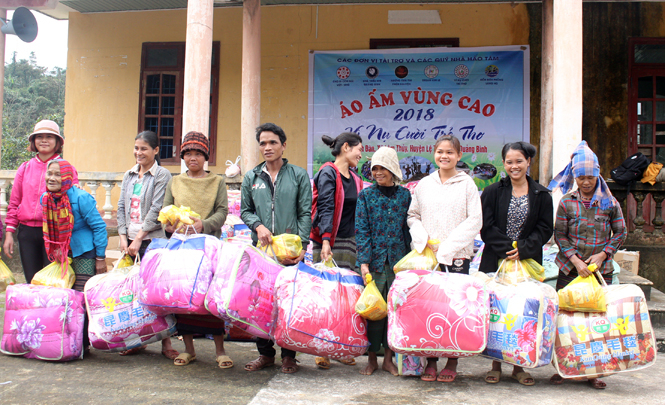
{"left": 371, "top": 147, "right": 403, "bottom": 182}
{"left": 180, "top": 131, "right": 209, "bottom": 161}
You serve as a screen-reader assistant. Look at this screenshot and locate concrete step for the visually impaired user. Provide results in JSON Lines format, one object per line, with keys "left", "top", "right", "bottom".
{"left": 619, "top": 270, "right": 653, "bottom": 300}
{"left": 647, "top": 287, "right": 665, "bottom": 328}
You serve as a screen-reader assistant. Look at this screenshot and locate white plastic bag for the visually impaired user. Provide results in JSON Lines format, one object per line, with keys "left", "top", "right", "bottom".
{"left": 225, "top": 156, "right": 241, "bottom": 178}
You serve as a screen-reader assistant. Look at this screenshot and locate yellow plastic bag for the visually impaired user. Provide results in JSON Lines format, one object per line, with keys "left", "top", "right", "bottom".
{"left": 258, "top": 234, "right": 303, "bottom": 262}
{"left": 355, "top": 274, "right": 387, "bottom": 321}
{"left": 115, "top": 254, "right": 134, "bottom": 270}
{"left": 496, "top": 241, "right": 546, "bottom": 283}
{"left": 558, "top": 264, "right": 607, "bottom": 312}
{"left": 0, "top": 248, "right": 16, "bottom": 292}
{"left": 31, "top": 258, "right": 76, "bottom": 289}
{"left": 158, "top": 205, "right": 201, "bottom": 226}
{"left": 393, "top": 240, "right": 439, "bottom": 273}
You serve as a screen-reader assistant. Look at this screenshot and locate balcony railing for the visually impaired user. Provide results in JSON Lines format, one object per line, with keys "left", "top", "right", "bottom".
{"left": 607, "top": 180, "right": 665, "bottom": 246}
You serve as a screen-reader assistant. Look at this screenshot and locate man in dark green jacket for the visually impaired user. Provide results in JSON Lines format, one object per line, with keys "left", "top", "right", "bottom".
{"left": 241, "top": 122, "right": 312, "bottom": 374}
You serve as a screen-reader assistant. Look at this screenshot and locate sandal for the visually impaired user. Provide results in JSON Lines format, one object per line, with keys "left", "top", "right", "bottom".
{"left": 437, "top": 368, "right": 457, "bottom": 383}
{"left": 161, "top": 349, "right": 179, "bottom": 360}
{"left": 174, "top": 353, "right": 196, "bottom": 366}
{"left": 217, "top": 355, "right": 234, "bottom": 369}
{"left": 588, "top": 378, "right": 606, "bottom": 389}
{"left": 512, "top": 371, "right": 535, "bottom": 386}
{"left": 336, "top": 358, "right": 356, "bottom": 366}
{"left": 119, "top": 347, "right": 145, "bottom": 356}
{"left": 280, "top": 356, "right": 300, "bottom": 374}
{"left": 420, "top": 367, "right": 437, "bottom": 382}
{"left": 485, "top": 370, "right": 501, "bottom": 384}
{"left": 315, "top": 357, "right": 331, "bottom": 369}
{"left": 244, "top": 355, "right": 275, "bottom": 371}
{"left": 550, "top": 374, "right": 564, "bottom": 385}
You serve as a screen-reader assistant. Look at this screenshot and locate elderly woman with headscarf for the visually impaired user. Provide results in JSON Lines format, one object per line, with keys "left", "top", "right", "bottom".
{"left": 548, "top": 141, "right": 626, "bottom": 389}
{"left": 42, "top": 159, "right": 108, "bottom": 351}
{"left": 355, "top": 146, "right": 412, "bottom": 376}
{"left": 162, "top": 131, "right": 231, "bottom": 369}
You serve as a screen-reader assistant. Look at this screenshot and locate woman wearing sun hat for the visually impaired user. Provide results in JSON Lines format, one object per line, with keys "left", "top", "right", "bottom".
{"left": 3, "top": 119, "right": 78, "bottom": 283}
{"left": 162, "top": 131, "right": 231, "bottom": 369}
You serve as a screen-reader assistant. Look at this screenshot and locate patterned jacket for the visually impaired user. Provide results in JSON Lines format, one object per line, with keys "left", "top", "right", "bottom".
{"left": 356, "top": 184, "right": 412, "bottom": 273}
{"left": 554, "top": 190, "right": 627, "bottom": 275}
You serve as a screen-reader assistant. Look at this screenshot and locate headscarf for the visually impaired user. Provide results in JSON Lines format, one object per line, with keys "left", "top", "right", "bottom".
{"left": 41, "top": 159, "right": 75, "bottom": 264}
{"left": 548, "top": 141, "right": 615, "bottom": 210}
{"left": 371, "top": 146, "right": 403, "bottom": 182}
{"left": 180, "top": 131, "right": 210, "bottom": 161}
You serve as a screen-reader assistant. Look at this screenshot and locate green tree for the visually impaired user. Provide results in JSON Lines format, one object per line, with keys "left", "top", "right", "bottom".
{"left": 1, "top": 52, "right": 66, "bottom": 170}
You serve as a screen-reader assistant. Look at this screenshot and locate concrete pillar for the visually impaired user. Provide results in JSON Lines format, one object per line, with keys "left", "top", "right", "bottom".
{"left": 240, "top": 0, "right": 262, "bottom": 174}
{"left": 539, "top": 0, "right": 583, "bottom": 186}
{"left": 182, "top": 0, "right": 214, "bottom": 172}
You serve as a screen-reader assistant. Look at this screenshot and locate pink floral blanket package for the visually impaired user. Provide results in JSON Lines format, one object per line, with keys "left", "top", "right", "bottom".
{"left": 388, "top": 270, "right": 490, "bottom": 358}
{"left": 2, "top": 284, "right": 85, "bottom": 361}
{"left": 273, "top": 262, "right": 369, "bottom": 360}
{"left": 554, "top": 284, "right": 657, "bottom": 379}
{"left": 85, "top": 264, "right": 176, "bottom": 352}
{"left": 206, "top": 242, "right": 283, "bottom": 339}
{"left": 481, "top": 278, "right": 558, "bottom": 368}
{"left": 139, "top": 234, "right": 220, "bottom": 316}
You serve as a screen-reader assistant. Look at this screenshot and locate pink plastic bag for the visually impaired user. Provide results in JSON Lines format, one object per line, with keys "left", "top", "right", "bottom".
{"left": 273, "top": 262, "right": 369, "bottom": 360}
{"left": 1, "top": 284, "right": 85, "bottom": 361}
{"left": 388, "top": 270, "right": 490, "bottom": 358}
{"left": 85, "top": 260, "right": 176, "bottom": 352}
{"left": 139, "top": 234, "right": 220, "bottom": 316}
{"left": 206, "top": 243, "right": 283, "bottom": 340}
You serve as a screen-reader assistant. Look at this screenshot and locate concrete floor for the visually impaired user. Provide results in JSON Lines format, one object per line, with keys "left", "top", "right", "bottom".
{"left": 0, "top": 336, "right": 664, "bottom": 405}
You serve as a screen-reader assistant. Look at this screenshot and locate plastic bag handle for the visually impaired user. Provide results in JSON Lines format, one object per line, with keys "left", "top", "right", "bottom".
{"left": 319, "top": 257, "right": 338, "bottom": 268}
{"left": 493, "top": 256, "right": 530, "bottom": 284}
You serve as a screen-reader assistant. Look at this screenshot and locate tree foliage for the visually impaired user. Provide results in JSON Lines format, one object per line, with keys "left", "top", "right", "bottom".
{"left": 1, "top": 52, "right": 66, "bottom": 170}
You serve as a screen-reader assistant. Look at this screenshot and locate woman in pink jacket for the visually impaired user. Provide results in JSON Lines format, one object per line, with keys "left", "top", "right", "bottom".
{"left": 3, "top": 120, "right": 78, "bottom": 282}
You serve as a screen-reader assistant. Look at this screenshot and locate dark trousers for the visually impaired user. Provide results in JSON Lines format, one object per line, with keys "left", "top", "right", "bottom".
{"left": 256, "top": 338, "right": 296, "bottom": 359}
{"left": 17, "top": 224, "right": 50, "bottom": 283}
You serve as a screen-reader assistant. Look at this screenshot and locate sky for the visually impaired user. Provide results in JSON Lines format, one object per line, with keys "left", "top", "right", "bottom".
{"left": 4, "top": 10, "right": 68, "bottom": 70}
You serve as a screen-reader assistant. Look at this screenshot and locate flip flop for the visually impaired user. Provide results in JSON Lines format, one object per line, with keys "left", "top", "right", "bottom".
{"left": 512, "top": 371, "right": 535, "bottom": 386}
{"left": 119, "top": 347, "right": 145, "bottom": 356}
{"left": 162, "top": 349, "right": 179, "bottom": 360}
{"left": 420, "top": 367, "right": 437, "bottom": 382}
{"left": 244, "top": 355, "right": 275, "bottom": 371}
{"left": 336, "top": 358, "right": 356, "bottom": 366}
{"left": 217, "top": 355, "right": 234, "bottom": 369}
{"left": 315, "top": 357, "right": 331, "bottom": 369}
{"left": 437, "top": 368, "right": 457, "bottom": 383}
{"left": 588, "top": 378, "right": 606, "bottom": 389}
{"left": 280, "top": 356, "right": 300, "bottom": 374}
{"left": 174, "top": 353, "right": 196, "bottom": 366}
{"left": 485, "top": 370, "right": 501, "bottom": 384}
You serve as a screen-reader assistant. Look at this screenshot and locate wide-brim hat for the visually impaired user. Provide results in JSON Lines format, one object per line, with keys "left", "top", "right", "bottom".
{"left": 29, "top": 120, "right": 63, "bottom": 141}
{"left": 371, "top": 146, "right": 403, "bottom": 182}
{"left": 180, "top": 131, "right": 210, "bottom": 161}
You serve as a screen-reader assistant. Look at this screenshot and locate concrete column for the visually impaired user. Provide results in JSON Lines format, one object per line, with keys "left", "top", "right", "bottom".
{"left": 240, "top": 0, "right": 262, "bottom": 174}
{"left": 0, "top": 9, "right": 6, "bottom": 168}
{"left": 539, "top": 0, "right": 583, "bottom": 186}
{"left": 182, "top": 0, "right": 214, "bottom": 172}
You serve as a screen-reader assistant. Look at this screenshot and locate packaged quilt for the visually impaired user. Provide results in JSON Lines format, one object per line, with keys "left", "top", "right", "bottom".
{"left": 396, "top": 353, "right": 427, "bottom": 376}
{"left": 387, "top": 270, "right": 489, "bottom": 358}
{"left": 554, "top": 284, "right": 656, "bottom": 378}
{"left": 273, "top": 262, "right": 369, "bottom": 360}
{"left": 1, "top": 284, "right": 85, "bottom": 361}
{"left": 206, "top": 243, "right": 282, "bottom": 340}
{"left": 482, "top": 278, "right": 558, "bottom": 368}
{"left": 139, "top": 234, "right": 220, "bottom": 316}
{"left": 85, "top": 262, "right": 176, "bottom": 352}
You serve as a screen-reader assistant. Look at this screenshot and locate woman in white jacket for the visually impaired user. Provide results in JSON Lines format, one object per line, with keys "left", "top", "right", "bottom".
{"left": 407, "top": 135, "right": 482, "bottom": 383}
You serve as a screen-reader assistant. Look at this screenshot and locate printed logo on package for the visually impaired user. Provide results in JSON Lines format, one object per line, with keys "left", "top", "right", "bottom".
{"left": 454, "top": 64, "right": 470, "bottom": 79}
{"left": 366, "top": 66, "right": 379, "bottom": 79}
{"left": 424, "top": 65, "right": 439, "bottom": 79}
{"left": 485, "top": 65, "right": 499, "bottom": 78}
{"left": 394, "top": 65, "right": 409, "bottom": 79}
{"left": 336, "top": 66, "right": 350, "bottom": 80}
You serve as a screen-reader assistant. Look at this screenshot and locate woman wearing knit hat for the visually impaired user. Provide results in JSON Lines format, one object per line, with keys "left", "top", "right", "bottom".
{"left": 548, "top": 141, "right": 626, "bottom": 389}
{"left": 356, "top": 146, "right": 412, "bottom": 376}
{"left": 162, "top": 131, "right": 232, "bottom": 368}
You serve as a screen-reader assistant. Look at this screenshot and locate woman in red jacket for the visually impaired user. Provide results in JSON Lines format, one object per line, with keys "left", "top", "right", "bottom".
{"left": 310, "top": 132, "right": 363, "bottom": 369}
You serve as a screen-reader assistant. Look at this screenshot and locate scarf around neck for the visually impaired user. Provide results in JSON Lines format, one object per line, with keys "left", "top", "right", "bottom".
{"left": 41, "top": 159, "right": 75, "bottom": 264}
